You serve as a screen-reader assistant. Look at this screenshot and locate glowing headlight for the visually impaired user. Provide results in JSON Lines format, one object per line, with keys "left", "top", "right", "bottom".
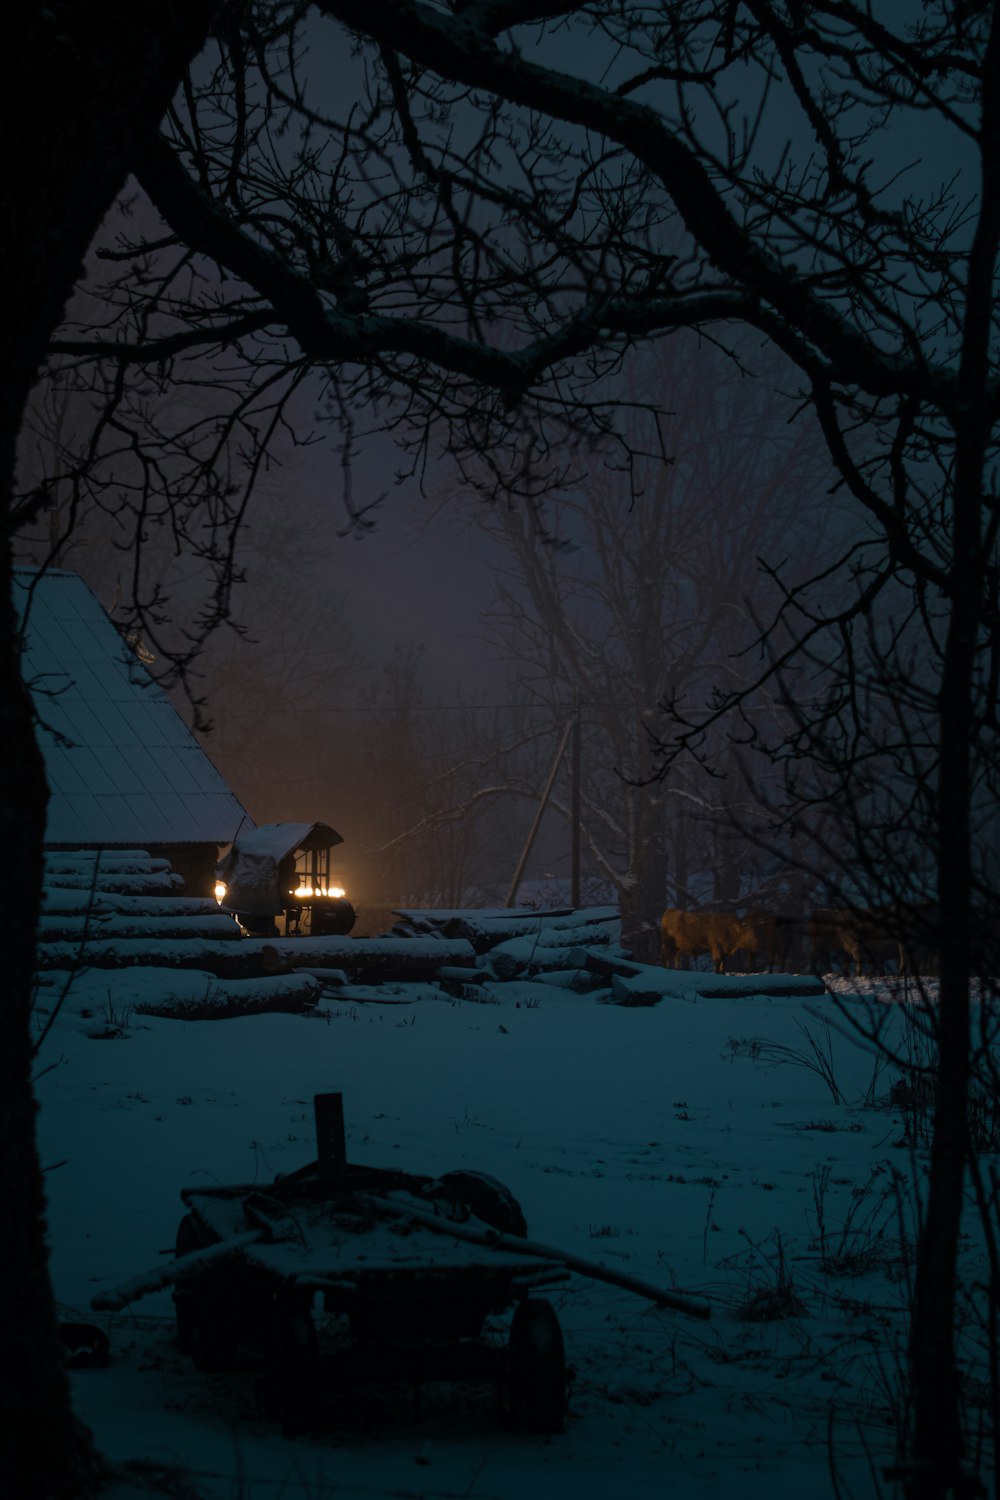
{"left": 214, "top": 881, "right": 227, "bottom": 903}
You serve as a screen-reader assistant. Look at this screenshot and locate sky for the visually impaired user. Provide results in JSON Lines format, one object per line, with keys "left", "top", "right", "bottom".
{"left": 308, "top": 480, "right": 512, "bottom": 695}
{"left": 20, "top": 0, "right": 977, "bottom": 711}
{"left": 12, "top": 0, "right": 990, "bottom": 914}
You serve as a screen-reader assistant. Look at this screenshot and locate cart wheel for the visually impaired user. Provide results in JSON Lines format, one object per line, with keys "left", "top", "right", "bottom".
{"left": 174, "top": 1213, "right": 241, "bottom": 1371}
{"left": 189, "top": 1274, "right": 241, "bottom": 1373}
{"left": 269, "top": 1297, "right": 320, "bottom": 1438}
{"left": 310, "top": 897, "right": 356, "bottom": 937}
{"left": 173, "top": 1214, "right": 201, "bottom": 1353}
{"left": 507, "top": 1298, "right": 566, "bottom": 1434}
{"left": 439, "top": 1170, "right": 528, "bottom": 1237}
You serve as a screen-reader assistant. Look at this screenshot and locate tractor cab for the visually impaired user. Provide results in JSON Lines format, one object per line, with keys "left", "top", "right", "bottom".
{"left": 216, "top": 821, "right": 355, "bottom": 937}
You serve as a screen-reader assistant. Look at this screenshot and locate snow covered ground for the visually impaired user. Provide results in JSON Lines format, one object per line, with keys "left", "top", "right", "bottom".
{"left": 33, "top": 958, "right": 983, "bottom": 1499}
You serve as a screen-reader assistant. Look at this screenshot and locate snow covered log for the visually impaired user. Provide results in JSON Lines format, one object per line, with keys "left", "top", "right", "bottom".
{"left": 90, "top": 1230, "right": 266, "bottom": 1312}
{"left": 392, "top": 905, "right": 572, "bottom": 930}
{"left": 43, "top": 871, "right": 185, "bottom": 895}
{"left": 609, "top": 968, "right": 828, "bottom": 1005}
{"left": 528, "top": 922, "right": 619, "bottom": 949}
{"left": 416, "top": 914, "right": 580, "bottom": 952}
{"left": 33, "top": 966, "right": 324, "bottom": 1023}
{"left": 581, "top": 952, "right": 645, "bottom": 981}
{"left": 434, "top": 963, "right": 493, "bottom": 992}
{"left": 391, "top": 906, "right": 618, "bottom": 954}
{"left": 132, "top": 971, "right": 323, "bottom": 1019}
{"left": 320, "top": 984, "right": 435, "bottom": 1005}
{"left": 37, "top": 913, "right": 242, "bottom": 943}
{"left": 34, "top": 933, "right": 477, "bottom": 980}
{"left": 43, "top": 852, "right": 174, "bottom": 875}
{"left": 41, "top": 889, "right": 221, "bottom": 918}
{"left": 487, "top": 938, "right": 628, "bottom": 980}
{"left": 692, "top": 974, "right": 827, "bottom": 999}
{"left": 530, "top": 967, "right": 607, "bottom": 993}
{"left": 356, "top": 1193, "right": 712, "bottom": 1321}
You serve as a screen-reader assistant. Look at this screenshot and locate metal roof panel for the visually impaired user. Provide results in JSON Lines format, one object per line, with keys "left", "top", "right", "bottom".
{"left": 16, "top": 569, "right": 253, "bottom": 848}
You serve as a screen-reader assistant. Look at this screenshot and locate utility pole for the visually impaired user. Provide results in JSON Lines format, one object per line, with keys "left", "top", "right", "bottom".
{"left": 504, "top": 712, "right": 576, "bottom": 908}
{"left": 571, "top": 690, "right": 581, "bottom": 907}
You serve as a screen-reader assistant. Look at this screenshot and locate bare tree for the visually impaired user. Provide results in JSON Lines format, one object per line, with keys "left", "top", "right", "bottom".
{"left": 8, "top": 6, "right": 999, "bottom": 1497}
{"left": 2, "top": 10, "right": 234, "bottom": 1495}
{"left": 271, "top": 14, "right": 992, "bottom": 1490}
{"left": 348, "top": 646, "right": 554, "bottom": 907}
{"left": 453, "top": 331, "right": 838, "bottom": 955}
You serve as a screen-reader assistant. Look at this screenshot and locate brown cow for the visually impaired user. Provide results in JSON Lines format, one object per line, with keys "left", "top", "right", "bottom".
{"left": 660, "top": 909, "right": 758, "bottom": 974}
{"left": 895, "top": 902, "right": 942, "bottom": 976}
{"left": 741, "top": 910, "right": 801, "bottom": 972}
{"left": 808, "top": 908, "right": 904, "bottom": 975}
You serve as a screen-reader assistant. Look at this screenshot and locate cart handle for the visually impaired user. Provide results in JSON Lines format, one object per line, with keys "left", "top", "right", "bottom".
{"left": 90, "top": 1230, "right": 266, "bottom": 1314}
{"left": 354, "top": 1192, "right": 712, "bottom": 1321}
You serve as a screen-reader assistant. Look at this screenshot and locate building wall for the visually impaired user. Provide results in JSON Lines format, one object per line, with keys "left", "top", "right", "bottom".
{"left": 144, "top": 843, "right": 220, "bottom": 900}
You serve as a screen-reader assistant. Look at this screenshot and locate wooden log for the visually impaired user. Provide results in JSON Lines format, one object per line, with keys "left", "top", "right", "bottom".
{"left": 393, "top": 905, "right": 619, "bottom": 933}
{"left": 435, "top": 964, "right": 492, "bottom": 987}
{"left": 549, "top": 906, "right": 620, "bottom": 928}
{"left": 41, "top": 890, "right": 220, "bottom": 918}
{"left": 44, "top": 852, "right": 171, "bottom": 874}
{"left": 488, "top": 940, "right": 623, "bottom": 980}
{"left": 132, "top": 972, "right": 322, "bottom": 1020}
{"left": 37, "top": 914, "right": 242, "bottom": 943}
{"left": 581, "top": 952, "right": 644, "bottom": 981}
{"left": 323, "top": 985, "right": 418, "bottom": 1005}
{"left": 90, "top": 1230, "right": 266, "bottom": 1312}
{"left": 608, "top": 970, "right": 829, "bottom": 1005}
{"left": 355, "top": 1193, "right": 712, "bottom": 1321}
{"left": 395, "top": 900, "right": 617, "bottom": 948}
{"left": 393, "top": 906, "right": 569, "bottom": 926}
{"left": 324, "top": 979, "right": 477, "bottom": 1004}
{"left": 392, "top": 907, "right": 579, "bottom": 953}
{"left": 43, "top": 872, "right": 184, "bottom": 895}
{"left": 693, "top": 975, "right": 827, "bottom": 998}
{"left": 531, "top": 967, "right": 606, "bottom": 993}
{"left": 35, "top": 933, "right": 477, "bottom": 979}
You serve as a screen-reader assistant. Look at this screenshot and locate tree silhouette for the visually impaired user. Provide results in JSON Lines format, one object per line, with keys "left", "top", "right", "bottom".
{"left": 7, "top": 6, "right": 999, "bottom": 1497}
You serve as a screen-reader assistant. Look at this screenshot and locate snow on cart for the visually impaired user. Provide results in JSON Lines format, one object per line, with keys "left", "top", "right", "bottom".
{"left": 91, "top": 1094, "right": 711, "bottom": 1437}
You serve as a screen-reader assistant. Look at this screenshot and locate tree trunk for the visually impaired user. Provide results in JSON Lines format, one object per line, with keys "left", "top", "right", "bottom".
{"left": 0, "top": 543, "right": 103, "bottom": 1497}
{"left": 672, "top": 806, "right": 690, "bottom": 905}
{"left": 906, "top": 586, "right": 977, "bottom": 1500}
{"left": 1, "top": 7, "right": 216, "bottom": 1493}
{"left": 619, "top": 784, "right": 665, "bottom": 964}
{"left": 711, "top": 823, "right": 741, "bottom": 907}
{"left": 906, "top": 14, "right": 1000, "bottom": 1488}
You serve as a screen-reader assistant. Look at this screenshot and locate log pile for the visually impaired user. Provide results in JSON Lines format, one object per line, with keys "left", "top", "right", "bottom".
{"left": 36, "top": 857, "right": 815, "bottom": 1024}
{"left": 34, "top": 852, "right": 480, "bottom": 1021}
{"left": 391, "top": 906, "right": 621, "bottom": 969}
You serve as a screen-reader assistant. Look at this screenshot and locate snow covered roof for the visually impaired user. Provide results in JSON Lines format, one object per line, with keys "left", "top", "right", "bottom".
{"left": 230, "top": 822, "right": 343, "bottom": 861}
{"left": 16, "top": 568, "right": 252, "bottom": 848}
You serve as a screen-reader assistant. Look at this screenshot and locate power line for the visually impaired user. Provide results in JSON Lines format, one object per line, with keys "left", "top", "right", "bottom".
{"left": 202, "top": 699, "right": 657, "bottom": 718}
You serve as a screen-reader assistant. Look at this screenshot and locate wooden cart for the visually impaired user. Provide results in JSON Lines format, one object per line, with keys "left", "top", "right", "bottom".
{"left": 96, "top": 1095, "right": 570, "bottom": 1437}
{"left": 92, "top": 1093, "right": 710, "bottom": 1438}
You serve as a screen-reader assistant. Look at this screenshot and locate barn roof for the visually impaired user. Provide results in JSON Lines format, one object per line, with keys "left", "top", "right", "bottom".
{"left": 16, "top": 568, "right": 252, "bottom": 848}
